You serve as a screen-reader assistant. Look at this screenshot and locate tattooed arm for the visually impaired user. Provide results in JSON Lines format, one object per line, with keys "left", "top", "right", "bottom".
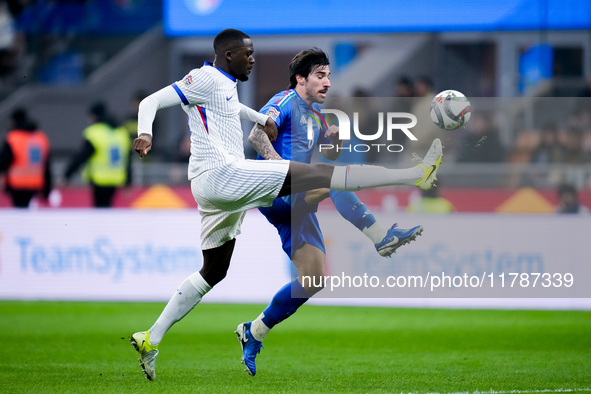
{"left": 248, "top": 123, "right": 282, "bottom": 160}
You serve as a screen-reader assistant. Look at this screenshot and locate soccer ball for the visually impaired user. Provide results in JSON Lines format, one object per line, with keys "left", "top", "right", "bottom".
{"left": 430, "top": 90, "right": 472, "bottom": 130}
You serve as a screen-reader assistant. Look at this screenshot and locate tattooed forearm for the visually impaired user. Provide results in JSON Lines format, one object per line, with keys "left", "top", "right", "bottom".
{"left": 248, "top": 124, "right": 282, "bottom": 160}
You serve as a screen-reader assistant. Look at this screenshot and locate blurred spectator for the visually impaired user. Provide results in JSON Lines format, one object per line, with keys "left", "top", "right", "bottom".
{"left": 394, "top": 76, "right": 414, "bottom": 99}
{"left": 558, "top": 128, "right": 588, "bottom": 164}
{"left": 174, "top": 130, "right": 192, "bottom": 163}
{"left": 63, "top": 102, "right": 131, "bottom": 207}
{"left": 0, "top": 2, "right": 17, "bottom": 74}
{"left": 393, "top": 75, "right": 414, "bottom": 110}
{"left": 577, "top": 77, "right": 591, "bottom": 97}
{"left": 583, "top": 130, "right": 591, "bottom": 158}
{"left": 407, "top": 186, "right": 455, "bottom": 214}
{"left": 351, "top": 87, "right": 380, "bottom": 164}
{"left": 0, "top": 1, "right": 27, "bottom": 85}
{"left": 414, "top": 75, "right": 433, "bottom": 99}
{"left": 391, "top": 76, "right": 414, "bottom": 128}
{"left": 507, "top": 131, "right": 538, "bottom": 164}
{"left": 120, "top": 90, "right": 147, "bottom": 144}
{"left": 0, "top": 108, "right": 52, "bottom": 207}
{"left": 118, "top": 90, "right": 163, "bottom": 160}
{"left": 555, "top": 184, "right": 589, "bottom": 214}
{"left": 566, "top": 107, "right": 591, "bottom": 132}
{"left": 457, "top": 113, "right": 506, "bottom": 162}
{"left": 531, "top": 122, "right": 562, "bottom": 164}
{"left": 406, "top": 75, "right": 441, "bottom": 161}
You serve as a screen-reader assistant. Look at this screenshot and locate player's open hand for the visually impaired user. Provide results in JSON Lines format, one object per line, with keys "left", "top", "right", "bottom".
{"left": 263, "top": 118, "right": 278, "bottom": 142}
{"left": 134, "top": 133, "right": 152, "bottom": 158}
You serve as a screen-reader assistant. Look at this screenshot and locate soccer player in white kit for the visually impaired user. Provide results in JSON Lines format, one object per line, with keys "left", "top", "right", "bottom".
{"left": 130, "top": 29, "right": 443, "bottom": 380}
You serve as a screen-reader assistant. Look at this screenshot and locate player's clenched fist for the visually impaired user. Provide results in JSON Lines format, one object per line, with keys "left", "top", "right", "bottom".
{"left": 263, "top": 117, "right": 278, "bottom": 142}
{"left": 134, "top": 133, "right": 152, "bottom": 158}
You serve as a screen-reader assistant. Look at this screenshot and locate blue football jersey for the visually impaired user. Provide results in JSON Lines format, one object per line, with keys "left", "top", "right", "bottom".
{"left": 258, "top": 89, "right": 330, "bottom": 163}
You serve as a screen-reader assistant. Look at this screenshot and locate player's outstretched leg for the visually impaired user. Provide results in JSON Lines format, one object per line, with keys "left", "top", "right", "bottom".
{"left": 329, "top": 138, "right": 443, "bottom": 192}
{"left": 130, "top": 331, "right": 159, "bottom": 381}
{"left": 284, "top": 138, "right": 444, "bottom": 196}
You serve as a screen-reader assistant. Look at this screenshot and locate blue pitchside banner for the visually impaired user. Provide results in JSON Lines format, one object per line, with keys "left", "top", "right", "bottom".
{"left": 164, "top": 0, "right": 591, "bottom": 37}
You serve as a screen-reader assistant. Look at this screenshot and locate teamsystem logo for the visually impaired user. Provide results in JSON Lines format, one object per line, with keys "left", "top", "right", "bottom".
{"left": 307, "top": 109, "right": 418, "bottom": 153}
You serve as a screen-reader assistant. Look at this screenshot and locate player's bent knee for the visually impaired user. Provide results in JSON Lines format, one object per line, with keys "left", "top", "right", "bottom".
{"left": 311, "top": 163, "right": 334, "bottom": 178}
{"left": 308, "top": 275, "right": 326, "bottom": 295}
{"left": 299, "top": 275, "right": 325, "bottom": 296}
{"left": 304, "top": 188, "right": 330, "bottom": 205}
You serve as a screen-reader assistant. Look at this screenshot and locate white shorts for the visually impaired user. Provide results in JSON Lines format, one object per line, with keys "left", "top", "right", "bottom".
{"left": 191, "top": 159, "right": 290, "bottom": 249}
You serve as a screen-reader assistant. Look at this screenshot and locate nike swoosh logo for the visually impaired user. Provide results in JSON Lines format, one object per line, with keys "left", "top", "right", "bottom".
{"left": 226, "top": 96, "right": 233, "bottom": 101}
{"left": 426, "top": 164, "right": 437, "bottom": 180}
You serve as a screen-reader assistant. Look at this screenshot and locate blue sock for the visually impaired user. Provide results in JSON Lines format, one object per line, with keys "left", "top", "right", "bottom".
{"left": 329, "top": 190, "right": 377, "bottom": 231}
{"left": 261, "top": 279, "right": 309, "bottom": 329}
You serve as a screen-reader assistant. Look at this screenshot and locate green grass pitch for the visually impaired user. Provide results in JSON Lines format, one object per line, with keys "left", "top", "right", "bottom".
{"left": 1, "top": 301, "right": 590, "bottom": 393}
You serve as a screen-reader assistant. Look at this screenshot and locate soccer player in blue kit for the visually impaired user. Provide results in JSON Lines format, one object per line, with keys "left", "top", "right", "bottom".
{"left": 235, "top": 48, "right": 424, "bottom": 376}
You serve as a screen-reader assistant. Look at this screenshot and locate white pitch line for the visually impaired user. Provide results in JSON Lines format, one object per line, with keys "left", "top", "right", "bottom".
{"left": 398, "top": 388, "right": 591, "bottom": 394}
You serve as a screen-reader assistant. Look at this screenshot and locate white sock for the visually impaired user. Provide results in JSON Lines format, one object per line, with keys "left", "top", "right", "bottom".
{"left": 330, "top": 165, "right": 423, "bottom": 191}
{"left": 250, "top": 313, "right": 271, "bottom": 342}
{"left": 362, "top": 222, "right": 388, "bottom": 243}
{"left": 148, "top": 272, "right": 211, "bottom": 345}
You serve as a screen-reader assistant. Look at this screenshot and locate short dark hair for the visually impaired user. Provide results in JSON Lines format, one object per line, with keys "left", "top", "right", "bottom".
{"left": 557, "top": 183, "right": 577, "bottom": 198}
{"left": 89, "top": 102, "right": 107, "bottom": 119}
{"left": 289, "top": 48, "right": 330, "bottom": 89}
{"left": 89, "top": 101, "right": 116, "bottom": 127}
{"left": 11, "top": 108, "right": 36, "bottom": 131}
{"left": 213, "top": 29, "right": 250, "bottom": 53}
{"left": 397, "top": 76, "right": 413, "bottom": 87}
{"left": 415, "top": 75, "right": 433, "bottom": 88}
{"left": 11, "top": 108, "right": 28, "bottom": 127}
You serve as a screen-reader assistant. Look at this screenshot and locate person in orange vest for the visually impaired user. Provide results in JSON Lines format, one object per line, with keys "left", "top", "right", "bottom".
{"left": 0, "top": 108, "right": 52, "bottom": 208}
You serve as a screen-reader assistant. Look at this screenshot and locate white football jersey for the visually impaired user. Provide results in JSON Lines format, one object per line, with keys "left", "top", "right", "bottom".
{"left": 172, "top": 62, "right": 245, "bottom": 179}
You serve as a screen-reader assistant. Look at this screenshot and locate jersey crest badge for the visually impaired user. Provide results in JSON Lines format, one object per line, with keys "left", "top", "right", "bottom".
{"left": 266, "top": 107, "right": 280, "bottom": 122}
{"left": 183, "top": 75, "right": 194, "bottom": 87}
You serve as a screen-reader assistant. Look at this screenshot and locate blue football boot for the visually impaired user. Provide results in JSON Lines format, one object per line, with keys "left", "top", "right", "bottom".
{"left": 375, "top": 223, "right": 423, "bottom": 257}
{"left": 235, "top": 322, "right": 262, "bottom": 376}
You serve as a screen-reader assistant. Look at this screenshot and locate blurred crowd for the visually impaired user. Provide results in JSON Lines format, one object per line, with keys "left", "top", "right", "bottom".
{"left": 390, "top": 75, "right": 591, "bottom": 167}
{"left": 328, "top": 75, "right": 591, "bottom": 188}
{"left": 0, "top": 0, "right": 160, "bottom": 96}
{"left": 0, "top": 91, "right": 146, "bottom": 208}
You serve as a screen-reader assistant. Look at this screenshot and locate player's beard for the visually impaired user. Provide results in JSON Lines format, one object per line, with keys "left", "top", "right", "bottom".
{"left": 305, "top": 87, "right": 327, "bottom": 104}
{"left": 312, "top": 92, "right": 327, "bottom": 104}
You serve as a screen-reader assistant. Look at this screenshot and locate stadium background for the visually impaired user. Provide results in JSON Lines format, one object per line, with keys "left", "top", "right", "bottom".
{"left": 0, "top": 1, "right": 590, "bottom": 392}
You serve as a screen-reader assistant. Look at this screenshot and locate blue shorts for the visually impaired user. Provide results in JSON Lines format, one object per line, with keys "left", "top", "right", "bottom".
{"left": 258, "top": 192, "right": 325, "bottom": 258}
